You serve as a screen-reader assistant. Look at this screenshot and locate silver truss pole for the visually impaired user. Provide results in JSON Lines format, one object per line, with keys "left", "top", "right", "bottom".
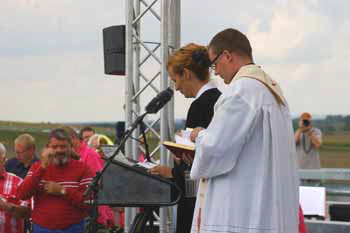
{"left": 131, "top": 0, "right": 142, "bottom": 221}
{"left": 124, "top": 0, "right": 180, "bottom": 232}
{"left": 160, "top": 0, "right": 170, "bottom": 231}
{"left": 168, "top": 3, "right": 181, "bottom": 232}
{"left": 125, "top": 0, "right": 134, "bottom": 231}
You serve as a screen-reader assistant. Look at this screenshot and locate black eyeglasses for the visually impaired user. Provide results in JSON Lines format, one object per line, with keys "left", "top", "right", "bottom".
{"left": 209, "top": 51, "right": 223, "bottom": 70}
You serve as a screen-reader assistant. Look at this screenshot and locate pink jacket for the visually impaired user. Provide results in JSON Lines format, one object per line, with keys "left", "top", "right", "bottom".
{"left": 78, "top": 143, "right": 115, "bottom": 227}
{"left": 78, "top": 143, "right": 103, "bottom": 172}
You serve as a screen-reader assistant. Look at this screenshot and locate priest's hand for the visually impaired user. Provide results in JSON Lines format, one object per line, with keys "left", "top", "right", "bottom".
{"left": 190, "top": 127, "right": 204, "bottom": 142}
{"left": 43, "top": 181, "right": 66, "bottom": 196}
{"left": 148, "top": 165, "right": 173, "bottom": 178}
{"left": 182, "top": 153, "right": 194, "bottom": 165}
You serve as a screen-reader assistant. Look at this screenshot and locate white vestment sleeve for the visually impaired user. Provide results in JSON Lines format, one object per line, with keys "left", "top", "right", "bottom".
{"left": 191, "top": 94, "right": 259, "bottom": 179}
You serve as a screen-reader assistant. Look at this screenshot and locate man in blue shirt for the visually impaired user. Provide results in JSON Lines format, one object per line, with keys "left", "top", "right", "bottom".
{"left": 5, "top": 134, "right": 39, "bottom": 179}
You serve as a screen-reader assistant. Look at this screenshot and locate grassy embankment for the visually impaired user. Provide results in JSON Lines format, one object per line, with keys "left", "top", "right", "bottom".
{"left": 0, "top": 121, "right": 349, "bottom": 168}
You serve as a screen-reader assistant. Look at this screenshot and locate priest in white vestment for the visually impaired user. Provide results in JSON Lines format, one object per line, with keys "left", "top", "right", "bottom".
{"left": 190, "top": 28, "right": 299, "bottom": 233}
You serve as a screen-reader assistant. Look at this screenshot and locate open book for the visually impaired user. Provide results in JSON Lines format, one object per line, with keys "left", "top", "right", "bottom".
{"left": 163, "top": 129, "right": 195, "bottom": 158}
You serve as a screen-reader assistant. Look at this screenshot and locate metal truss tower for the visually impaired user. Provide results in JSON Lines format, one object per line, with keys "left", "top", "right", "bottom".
{"left": 125, "top": 0, "right": 181, "bottom": 232}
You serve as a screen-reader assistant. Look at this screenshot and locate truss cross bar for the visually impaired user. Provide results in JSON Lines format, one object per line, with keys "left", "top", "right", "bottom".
{"left": 139, "top": 71, "right": 160, "bottom": 93}
{"left": 140, "top": 0, "right": 161, "bottom": 20}
{"left": 140, "top": 43, "right": 161, "bottom": 67}
{"left": 133, "top": 0, "right": 159, "bottom": 25}
{"left": 150, "top": 145, "right": 161, "bottom": 157}
{"left": 130, "top": 110, "right": 161, "bottom": 139}
{"left": 133, "top": 34, "right": 162, "bottom": 64}
{"left": 144, "top": 118, "right": 161, "bottom": 138}
{"left": 132, "top": 71, "right": 160, "bottom": 101}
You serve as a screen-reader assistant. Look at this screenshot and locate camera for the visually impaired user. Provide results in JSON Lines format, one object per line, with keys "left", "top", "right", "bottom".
{"left": 303, "top": 119, "right": 311, "bottom": 127}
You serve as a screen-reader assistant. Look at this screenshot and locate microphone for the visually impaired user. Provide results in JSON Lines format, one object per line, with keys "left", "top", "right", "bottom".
{"left": 145, "top": 88, "right": 174, "bottom": 114}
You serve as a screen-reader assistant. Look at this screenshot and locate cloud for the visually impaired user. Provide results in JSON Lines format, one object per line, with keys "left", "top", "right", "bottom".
{"left": 0, "top": 0, "right": 349, "bottom": 123}
{"left": 0, "top": 1, "right": 125, "bottom": 56}
{"left": 0, "top": 51, "right": 126, "bottom": 122}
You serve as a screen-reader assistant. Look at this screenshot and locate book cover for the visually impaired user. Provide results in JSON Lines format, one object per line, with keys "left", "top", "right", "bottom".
{"left": 163, "top": 141, "right": 195, "bottom": 158}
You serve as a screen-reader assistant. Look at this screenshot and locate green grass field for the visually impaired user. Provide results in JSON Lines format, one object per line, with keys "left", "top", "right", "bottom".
{"left": 1, "top": 121, "right": 349, "bottom": 168}
{"left": 0, "top": 121, "right": 116, "bottom": 157}
{"left": 320, "top": 132, "right": 350, "bottom": 168}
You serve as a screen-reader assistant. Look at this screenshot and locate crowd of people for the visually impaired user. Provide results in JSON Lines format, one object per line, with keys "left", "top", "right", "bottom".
{"left": 0, "top": 127, "right": 119, "bottom": 233}
{"left": 0, "top": 28, "right": 324, "bottom": 233}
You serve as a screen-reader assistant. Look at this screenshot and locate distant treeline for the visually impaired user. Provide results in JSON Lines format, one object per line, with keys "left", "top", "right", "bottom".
{"left": 78, "top": 119, "right": 187, "bottom": 132}
{"left": 78, "top": 115, "right": 350, "bottom": 134}
{"left": 292, "top": 115, "right": 350, "bottom": 133}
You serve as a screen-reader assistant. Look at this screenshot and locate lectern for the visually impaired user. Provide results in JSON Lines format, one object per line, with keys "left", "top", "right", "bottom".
{"left": 98, "top": 151, "right": 179, "bottom": 207}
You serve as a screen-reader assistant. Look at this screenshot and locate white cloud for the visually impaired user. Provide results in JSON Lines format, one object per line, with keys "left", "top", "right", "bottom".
{"left": 0, "top": 0, "right": 349, "bottom": 123}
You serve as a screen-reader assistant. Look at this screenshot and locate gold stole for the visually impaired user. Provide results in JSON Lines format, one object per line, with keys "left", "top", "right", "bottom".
{"left": 233, "top": 64, "right": 286, "bottom": 106}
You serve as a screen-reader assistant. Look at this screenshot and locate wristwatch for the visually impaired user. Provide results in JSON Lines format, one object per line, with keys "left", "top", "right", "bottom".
{"left": 60, "top": 188, "right": 67, "bottom": 196}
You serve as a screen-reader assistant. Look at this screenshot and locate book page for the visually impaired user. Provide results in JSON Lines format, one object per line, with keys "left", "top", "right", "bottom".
{"left": 136, "top": 161, "right": 158, "bottom": 169}
{"left": 175, "top": 130, "right": 195, "bottom": 147}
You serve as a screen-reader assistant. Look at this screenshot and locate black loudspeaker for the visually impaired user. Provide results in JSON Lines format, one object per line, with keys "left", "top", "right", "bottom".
{"left": 103, "top": 25, "right": 125, "bottom": 75}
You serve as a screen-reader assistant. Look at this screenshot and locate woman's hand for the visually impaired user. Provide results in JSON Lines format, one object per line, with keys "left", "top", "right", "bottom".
{"left": 148, "top": 165, "right": 173, "bottom": 178}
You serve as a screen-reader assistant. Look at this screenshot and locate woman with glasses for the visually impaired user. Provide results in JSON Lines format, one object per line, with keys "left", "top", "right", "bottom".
{"left": 149, "top": 43, "right": 221, "bottom": 233}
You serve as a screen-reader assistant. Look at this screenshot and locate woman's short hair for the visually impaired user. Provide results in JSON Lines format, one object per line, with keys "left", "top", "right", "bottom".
{"left": 167, "top": 43, "right": 210, "bottom": 81}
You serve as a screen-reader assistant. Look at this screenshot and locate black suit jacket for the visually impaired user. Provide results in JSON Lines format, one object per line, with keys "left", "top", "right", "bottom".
{"left": 174, "top": 87, "right": 221, "bottom": 233}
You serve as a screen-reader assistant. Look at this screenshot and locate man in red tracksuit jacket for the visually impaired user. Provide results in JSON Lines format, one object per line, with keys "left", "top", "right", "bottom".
{"left": 17, "top": 128, "right": 94, "bottom": 233}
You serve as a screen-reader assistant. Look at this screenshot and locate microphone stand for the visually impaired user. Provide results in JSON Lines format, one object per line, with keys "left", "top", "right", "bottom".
{"left": 84, "top": 112, "right": 148, "bottom": 233}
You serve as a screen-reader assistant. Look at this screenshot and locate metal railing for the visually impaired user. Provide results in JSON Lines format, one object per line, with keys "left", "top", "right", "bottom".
{"left": 299, "top": 169, "right": 350, "bottom": 233}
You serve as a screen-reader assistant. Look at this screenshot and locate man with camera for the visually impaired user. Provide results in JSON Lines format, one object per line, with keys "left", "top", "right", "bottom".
{"left": 295, "top": 112, "right": 323, "bottom": 169}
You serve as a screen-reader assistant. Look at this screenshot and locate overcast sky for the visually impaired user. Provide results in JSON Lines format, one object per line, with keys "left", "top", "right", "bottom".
{"left": 0, "top": 0, "right": 349, "bottom": 123}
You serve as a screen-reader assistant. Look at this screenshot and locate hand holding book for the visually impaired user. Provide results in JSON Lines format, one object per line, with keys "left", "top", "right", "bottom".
{"left": 163, "top": 128, "right": 196, "bottom": 161}
{"left": 189, "top": 127, "right": 205, "bottom": 142}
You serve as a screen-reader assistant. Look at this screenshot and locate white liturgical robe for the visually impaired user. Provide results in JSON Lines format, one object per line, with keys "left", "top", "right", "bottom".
{"left": 190, "top": 65, "right": 299, "bottom": 233}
